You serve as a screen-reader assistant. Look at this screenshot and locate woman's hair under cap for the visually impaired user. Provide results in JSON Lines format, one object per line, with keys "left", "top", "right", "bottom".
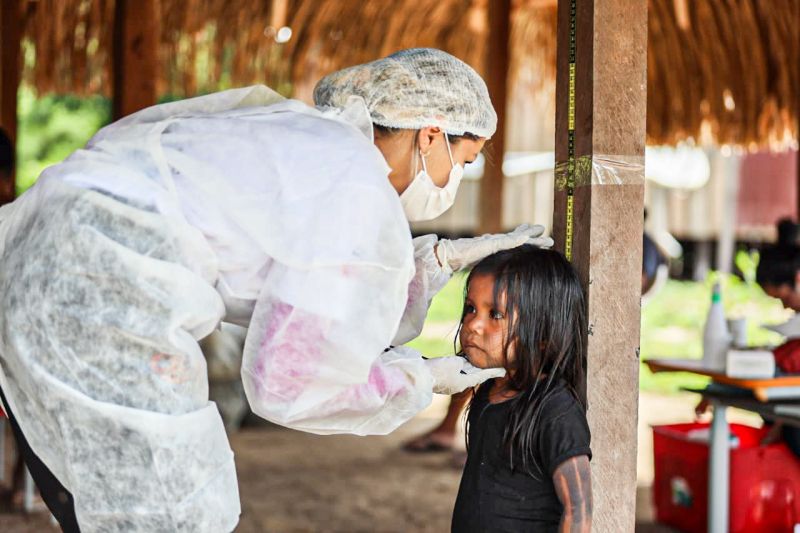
{"left": 313, "top": 48, "right": 497, "bottom": 139}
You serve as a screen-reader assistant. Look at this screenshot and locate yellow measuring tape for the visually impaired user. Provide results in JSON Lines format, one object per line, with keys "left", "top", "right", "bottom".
{"left": 565, "top": 0, "right": 577, "bottom": 261}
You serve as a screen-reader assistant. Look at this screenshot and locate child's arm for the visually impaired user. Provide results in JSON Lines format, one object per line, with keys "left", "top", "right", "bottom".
{"left": 553, "top": 455, "right": 592, "bottom": 532}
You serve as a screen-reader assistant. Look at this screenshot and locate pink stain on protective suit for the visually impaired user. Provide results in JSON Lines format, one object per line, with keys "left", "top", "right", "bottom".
{"left": 366, "top": 364, "right": 405, "bottom": 397}
{"left": 249, "top": 298, "right": 411, "bottom": 422}
{"left": 405, "top": 269, "right": 424, "bottom": 312}
{"left": 290, "top": 362, "right": 409, "bottom": 424}
{"left": 251, "top": 300, "right": 324, "bottom": 403}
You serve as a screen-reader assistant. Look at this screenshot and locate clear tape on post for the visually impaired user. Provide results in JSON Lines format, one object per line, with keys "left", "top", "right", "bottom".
{"left": 554, "top": 154, "right": 645, "bottom": 190}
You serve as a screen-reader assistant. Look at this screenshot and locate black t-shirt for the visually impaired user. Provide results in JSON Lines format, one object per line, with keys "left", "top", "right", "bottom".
{"left": 451, "top": 380, "right": 592, "bottom": 533}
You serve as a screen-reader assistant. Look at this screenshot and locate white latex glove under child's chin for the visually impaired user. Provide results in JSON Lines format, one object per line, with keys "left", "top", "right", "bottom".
{"left": 424, "top": 356, "right": 506, "bottom": 395}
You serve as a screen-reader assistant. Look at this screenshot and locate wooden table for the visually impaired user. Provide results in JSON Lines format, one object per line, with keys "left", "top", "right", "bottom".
{"left": 646, "top": 358, "right": 800, "bottom": 401}
{"left": 645, "top": 358, "right": 800, "bottom": 533}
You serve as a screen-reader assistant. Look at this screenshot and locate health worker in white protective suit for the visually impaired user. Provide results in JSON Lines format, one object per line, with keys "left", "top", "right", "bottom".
{"left": 0, "top": 48, "right": 552, "bottom": 532}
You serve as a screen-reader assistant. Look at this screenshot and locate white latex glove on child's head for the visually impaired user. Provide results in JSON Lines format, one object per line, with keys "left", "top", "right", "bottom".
{"left": 436, "top": 223, "right": 554, "bottom": 273}
{"left": 424, "top": 356, "right": 506, "bottom": 395}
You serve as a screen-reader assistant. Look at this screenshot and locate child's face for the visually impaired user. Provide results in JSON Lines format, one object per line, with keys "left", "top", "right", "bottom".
{"left": 460, "top": 273, "right": 514, "bottom": 369}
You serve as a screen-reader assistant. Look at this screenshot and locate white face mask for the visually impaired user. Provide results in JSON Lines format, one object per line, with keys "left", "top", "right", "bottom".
{"left": 400, "top": 133, "right": 464, "bottom": 222}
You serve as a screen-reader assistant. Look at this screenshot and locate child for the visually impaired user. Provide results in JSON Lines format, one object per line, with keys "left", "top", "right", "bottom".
{"left": 452, "top": 245, "right": 592, "bottom": 532}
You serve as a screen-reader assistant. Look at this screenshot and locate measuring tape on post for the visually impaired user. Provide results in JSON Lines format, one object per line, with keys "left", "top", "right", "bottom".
{"left": 565, "top": 0, "right": 577, "bottom": 262}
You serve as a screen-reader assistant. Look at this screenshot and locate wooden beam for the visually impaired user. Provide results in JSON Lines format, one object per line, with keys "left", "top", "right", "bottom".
{"left": 0, "top": 0, "right": 21, "bottom": 204}
{"left": 553, "top": 0, "right": 647, "bottom": 530}
{"left": 479, "top": 0, "right": 511, "bottom": 234}
{"left": 112, "top": 0, "right": 159, "bottom": 120}
{"left": 270, "top": 0, "right": 289, "bottom": 29}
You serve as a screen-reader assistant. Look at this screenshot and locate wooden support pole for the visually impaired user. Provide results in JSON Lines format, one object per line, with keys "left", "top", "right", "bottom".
{"left": 0, "top": 0, "right": 21, "bottom": 203}
{"left": 270, "top": 0, "right": 289, "bottom": 29}
{"left": 479, "top": 0, "right": 511, "bottom": 234}
{"left": 553, "top": 0, "right": 647, "bottom": 530}
{"left": 112, "top": 0, "right": 159, "bottom": 120}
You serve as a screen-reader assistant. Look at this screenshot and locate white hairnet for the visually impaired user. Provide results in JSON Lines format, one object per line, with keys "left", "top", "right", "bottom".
{"left": 313, "top": 48, "right": 497, "bottom": 138}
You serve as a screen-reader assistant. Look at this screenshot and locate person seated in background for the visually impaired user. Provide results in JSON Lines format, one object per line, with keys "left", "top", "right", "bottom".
{"left": 0, "top": 127, "right": 30, "bottom": 510}
{"left": 642, "top": 231, "right": 668, "bottom": 299}
{"left": 756, "top": 243, "right": 800, "bottom": 311}
{"left": 776, "top": 218, "right": 800, "bottom": 248}
{"left": 713, "top": 242, "right": 800, "bottom": 456}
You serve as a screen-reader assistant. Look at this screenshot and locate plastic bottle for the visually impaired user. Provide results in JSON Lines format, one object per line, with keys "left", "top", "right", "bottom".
{"left": 702, "top": 282, "right": 731, "bottom": 370}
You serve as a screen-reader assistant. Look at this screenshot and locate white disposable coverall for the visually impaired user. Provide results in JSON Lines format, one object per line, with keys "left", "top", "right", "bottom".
{"left": 0, "top": 86, "right": 451, "bottom": 531}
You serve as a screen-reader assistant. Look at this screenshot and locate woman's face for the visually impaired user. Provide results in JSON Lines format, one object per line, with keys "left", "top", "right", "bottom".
{"left": 375, "top": 127, "right": 485, "bottom": 195}
{"left": 459, "top": 273, "right": 514, "bottom": 369}
{"left": 416, "top": 130, "right": 485, "bottom": 189}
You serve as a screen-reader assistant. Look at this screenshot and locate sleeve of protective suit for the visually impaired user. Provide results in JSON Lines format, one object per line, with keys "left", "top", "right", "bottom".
{"left": 241, "top": 258, "right": 435, "bottom": 436}
{"left": 391, "top": 234, "right": 453, "bottom": 346}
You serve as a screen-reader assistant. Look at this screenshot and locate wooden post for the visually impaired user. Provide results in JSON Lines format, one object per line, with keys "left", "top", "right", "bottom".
{"left": 0, "top": 0, "right": 21, "bottom": 203}
{"left": 479, "top": 0, "right": 511, "bottom": 234}
{"left": 553, "top": 0, "right": 647, "bottom": 530}
{"left": 112, "top": 0, "right": 159, "bottom": 120}
{"left": 270, "top": 0, "right": 289, "bottom": 29}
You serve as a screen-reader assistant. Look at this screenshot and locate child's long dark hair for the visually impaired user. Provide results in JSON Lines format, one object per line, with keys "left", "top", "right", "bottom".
{"left": 459, "top": 245, "right": 587, "bottom": 477}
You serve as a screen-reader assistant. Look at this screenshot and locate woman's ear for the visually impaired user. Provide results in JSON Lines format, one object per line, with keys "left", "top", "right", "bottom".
{"left": 416, "top": 126, "right": 441, "bottom": 156}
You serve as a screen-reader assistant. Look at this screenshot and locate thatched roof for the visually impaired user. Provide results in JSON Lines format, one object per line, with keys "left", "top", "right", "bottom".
{"left": 647, "top": 0, "right": 798, "bottom": 149}
{"left": 17, "top": 0, "right": 799, "bottom": 148}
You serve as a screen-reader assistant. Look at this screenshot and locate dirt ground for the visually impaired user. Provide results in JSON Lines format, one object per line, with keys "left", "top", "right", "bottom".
{"left": 1, "top": 392, "right": 758, "bottom": 532}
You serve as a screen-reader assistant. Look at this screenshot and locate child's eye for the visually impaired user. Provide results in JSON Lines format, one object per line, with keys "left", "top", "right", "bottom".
{"left": 464, "top": 304, "right": 476, "bottom": 314}
{"left": 491, "top": 310, "right": 504, "bottom": 320}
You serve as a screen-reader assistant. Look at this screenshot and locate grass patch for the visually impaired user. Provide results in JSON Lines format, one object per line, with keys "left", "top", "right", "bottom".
{"left": 424, "top": 272, "right": 467, "bottom": 322}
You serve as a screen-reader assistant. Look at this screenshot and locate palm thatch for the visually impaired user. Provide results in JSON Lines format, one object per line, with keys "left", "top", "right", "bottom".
{"left": 647, "top": 0, "right": 798, "bottom": 149}
{"left": 16, "top": 0, "right": 799, "bottom": 148}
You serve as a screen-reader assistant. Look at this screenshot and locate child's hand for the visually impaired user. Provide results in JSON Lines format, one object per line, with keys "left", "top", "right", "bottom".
{"left": 424, "top": 356, "right": 506, "bottom": 395}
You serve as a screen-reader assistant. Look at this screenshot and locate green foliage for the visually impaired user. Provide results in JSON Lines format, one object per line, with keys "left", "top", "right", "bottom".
{"left": 735, "top": 248, "right": 760, "bottom": 285}
{"left": 16, "top": 87, "right": 111, "bottom": 195}
{"left": 426, "top": 272, "right": 467, "bottom": 322}
{"left": 405, "top": 273, "right": 465, "bottom": 358}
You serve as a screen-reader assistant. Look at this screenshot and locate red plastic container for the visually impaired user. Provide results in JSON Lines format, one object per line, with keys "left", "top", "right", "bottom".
{"left": 653, "top": 422, "right": 800, "bottom": 533}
